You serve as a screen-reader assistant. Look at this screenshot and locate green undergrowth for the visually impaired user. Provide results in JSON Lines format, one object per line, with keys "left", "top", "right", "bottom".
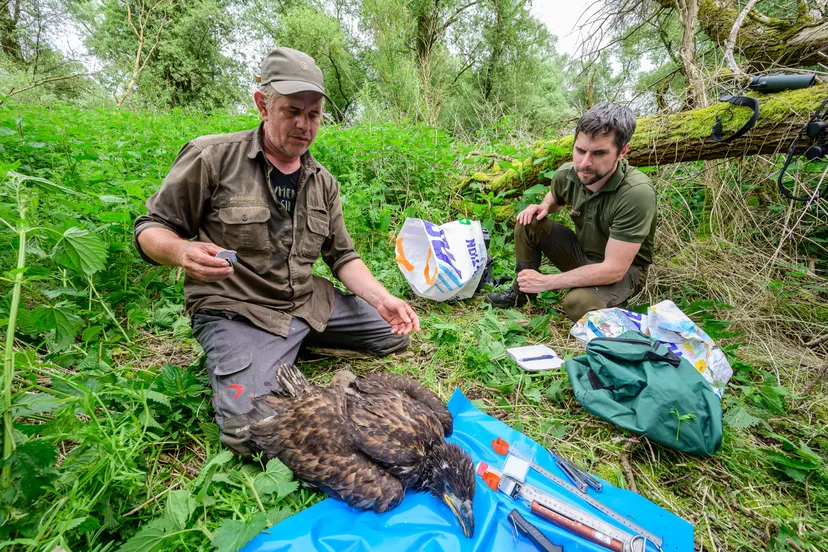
{"left": 0, "top": 103, "right": 826, "bottom": 552}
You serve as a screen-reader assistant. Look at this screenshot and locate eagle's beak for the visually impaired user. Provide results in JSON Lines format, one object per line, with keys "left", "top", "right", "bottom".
{"left": 443, "top": 493, "right": 475, "bottom": 538}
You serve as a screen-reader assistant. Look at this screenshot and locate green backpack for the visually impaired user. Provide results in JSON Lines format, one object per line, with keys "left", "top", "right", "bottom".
{"left": 565, "top": 331, "right": 723, "bottom": 456}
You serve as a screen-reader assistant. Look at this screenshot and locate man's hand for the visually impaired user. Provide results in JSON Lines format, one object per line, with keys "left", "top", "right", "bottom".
{"left": 516, "top": 203, "right": 549, "bottom": 226}
{"left": 178, "top": 241, "right": 235, "bottom": 282}
{"left": 376, "top": 295, "right": 421, "bottom": 335}
{"left": 516, "top": 269, "right": 551, "bottom": 294}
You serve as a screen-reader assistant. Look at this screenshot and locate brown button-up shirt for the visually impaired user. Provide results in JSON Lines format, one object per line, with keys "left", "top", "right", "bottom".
{"left": 133, "top": 124, "right": 360, "bottom": 337}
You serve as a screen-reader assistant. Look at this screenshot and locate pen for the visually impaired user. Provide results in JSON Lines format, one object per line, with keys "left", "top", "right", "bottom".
{"left": 519, "top": 354, "right": 556, "bottom": 362}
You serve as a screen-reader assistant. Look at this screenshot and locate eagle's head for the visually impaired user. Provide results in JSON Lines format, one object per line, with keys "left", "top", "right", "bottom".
{"left": 425, "top": 441, "right": 476, "bottom": 538}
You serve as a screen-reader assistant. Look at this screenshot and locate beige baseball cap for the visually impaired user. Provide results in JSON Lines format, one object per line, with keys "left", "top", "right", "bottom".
{"left": 257, "top": 47, "right": 331, "bottom": 102}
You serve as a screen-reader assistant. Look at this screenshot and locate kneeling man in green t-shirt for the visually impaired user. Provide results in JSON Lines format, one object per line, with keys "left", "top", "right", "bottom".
{"left": 487, "top": 103, "right": 656, "bottom": 322}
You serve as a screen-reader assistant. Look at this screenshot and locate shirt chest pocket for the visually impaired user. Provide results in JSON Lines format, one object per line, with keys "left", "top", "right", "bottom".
{"left": 218, "top": 206, "right": 272, "bottom": 253}
{"left": 301, "top": 209, "right": 329, "bottom": 258}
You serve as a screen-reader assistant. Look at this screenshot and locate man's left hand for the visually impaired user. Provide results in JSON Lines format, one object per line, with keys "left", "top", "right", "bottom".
{"left": 377, "top": 296, "right": 420, "bottom": 335}
{"left": 516, "top": 269, "right": 552, "bottom": 294}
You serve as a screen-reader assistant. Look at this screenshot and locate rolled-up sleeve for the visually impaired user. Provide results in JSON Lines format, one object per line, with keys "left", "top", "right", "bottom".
{"left": 133, "top": 142, "right": 213, "bottom": 264}
{"left": 320, "top": 176, "right": 360, "bottom": 277}
{"left": 550, "top": 164, "right": 572, "bottom": 206}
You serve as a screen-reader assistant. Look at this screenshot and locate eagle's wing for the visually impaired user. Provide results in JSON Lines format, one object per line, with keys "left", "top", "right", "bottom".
{"left": 355, "top": 372, "right": 453, "bottom": 436}
{"left": 246, "top": 392, "right": 330, "bottom": 459}
{"left": 346, "top": 389, "right": 445, "bottom": 481}
{"left": 248, "top": 388, "right": 405, "bottom": 513}
{"left": 311, "top": 451, "right": 405, "bottom": 513}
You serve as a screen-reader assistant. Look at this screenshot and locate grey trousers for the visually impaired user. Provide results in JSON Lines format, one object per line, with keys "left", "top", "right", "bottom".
{"left": 514, "top": 218, "right": 644, "bottom": 322}
{"left": 191, "top": 288, "right": 409, "bottom": 454}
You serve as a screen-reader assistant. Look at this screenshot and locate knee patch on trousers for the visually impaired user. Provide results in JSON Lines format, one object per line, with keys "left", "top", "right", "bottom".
{"left": 562, "top": 288, "right": 607, "bottom": 322}
{"left": 375, "top": 333, "right": 409, "bottom": 355}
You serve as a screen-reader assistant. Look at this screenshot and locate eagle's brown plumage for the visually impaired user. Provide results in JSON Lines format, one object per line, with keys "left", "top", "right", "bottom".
{"left": 245, "top": 364, "right": 476, "bottom": 537}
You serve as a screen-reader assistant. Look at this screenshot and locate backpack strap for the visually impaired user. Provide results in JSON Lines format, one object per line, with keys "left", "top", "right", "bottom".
{"left": 590, "top": 336, "right": 682, "bottom": 367}
{"left": 643, "top": 349, "right": 682, "bottom": 367}
{"left": 587, "top": 369, "right": 605, "bottom": 390}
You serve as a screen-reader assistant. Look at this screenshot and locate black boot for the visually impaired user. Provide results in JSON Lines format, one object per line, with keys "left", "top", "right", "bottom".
{"left": 486, "top": 287, "right": 533, "bottom": 308}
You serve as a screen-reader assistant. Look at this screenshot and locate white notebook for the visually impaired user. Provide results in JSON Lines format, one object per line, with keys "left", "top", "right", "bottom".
{"left": 506, "top": 344, "right": 563, "bottom": 372}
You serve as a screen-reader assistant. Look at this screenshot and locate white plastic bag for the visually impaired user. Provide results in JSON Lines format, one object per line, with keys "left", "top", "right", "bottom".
{"left": 395, "top": 218, "right": 487, "bottom": 301}
{"left": 645, "top": 300, "right": 734, "bottom": 398}
{"left": 570, "top": 300, "right": 733, "bottom": 398}
{"left": 569, "top": 307, "right": 648, "bottom": 344}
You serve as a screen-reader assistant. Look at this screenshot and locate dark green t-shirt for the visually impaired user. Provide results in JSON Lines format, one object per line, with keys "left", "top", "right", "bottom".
{"left": 550, "top": 159, "right": 656, "bottom": 267}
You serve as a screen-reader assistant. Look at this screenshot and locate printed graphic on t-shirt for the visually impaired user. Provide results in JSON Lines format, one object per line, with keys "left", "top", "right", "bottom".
{"left": 273, "top": 182, "right": 296, "bottom": 212}
{"left": 270, "top": 167, "right": 300, "bottom": 216}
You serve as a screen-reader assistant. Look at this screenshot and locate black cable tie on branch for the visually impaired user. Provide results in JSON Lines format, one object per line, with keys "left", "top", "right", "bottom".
{"left": 711, "top": 95, "right": 760, "bottom": 143}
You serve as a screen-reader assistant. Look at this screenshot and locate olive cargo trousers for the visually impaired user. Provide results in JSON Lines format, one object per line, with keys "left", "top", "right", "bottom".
{"left": 514, "top": 218, "right": 644, "bottom": 322}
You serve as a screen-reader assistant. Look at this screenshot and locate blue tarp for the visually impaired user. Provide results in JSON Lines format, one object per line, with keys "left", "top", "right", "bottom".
{"left": 243, "top": 388, "right": 694, "bottom": 552}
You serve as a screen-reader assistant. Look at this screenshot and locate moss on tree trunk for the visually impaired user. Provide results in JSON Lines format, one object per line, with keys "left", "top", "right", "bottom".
{"left": 695, "top": 0, "right": 828, "bottom": 68}
{"left": 462, "top": 84, "right": 828, "bottom": 203}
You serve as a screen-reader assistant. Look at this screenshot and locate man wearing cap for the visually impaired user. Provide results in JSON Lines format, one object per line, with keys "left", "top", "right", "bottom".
{"left": 134, "top": 48, "right": 420, "bottom": 454}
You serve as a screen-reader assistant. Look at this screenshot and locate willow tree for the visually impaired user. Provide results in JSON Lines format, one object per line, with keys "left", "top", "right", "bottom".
{"left": 668, "top": 0, "right": 828, "bottom": 69}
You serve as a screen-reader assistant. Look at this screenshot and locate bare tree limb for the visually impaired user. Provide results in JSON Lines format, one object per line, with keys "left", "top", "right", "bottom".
{"left": 116, "top": 1, "right": 174, "bottom": 107}
{"left": 1, "top": 72, "right": 100, "bottom": 104}
{"left": 125, "top": 0, "right": 139, "bottom": 39}
{"left": 723, "top": 0, "right": 761, "bottom": 77}
{"left": 572, "top": 4, "right": 667, "bottom": 81}
{"left": 439, "top": 0, "right": 481, "bottom": 37}
{"left": 675, "top": 0, "right": 706, "bottom": 107}
{"left": 746, "top": 7, "right": 773, "bottom": 26}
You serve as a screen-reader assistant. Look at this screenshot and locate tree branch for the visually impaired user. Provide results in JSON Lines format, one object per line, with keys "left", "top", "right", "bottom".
{"left": 723, "top": 0, "right": 761, "bottom": 77}
{"left": 125, "top": 0, "right": 139, "bottom": 39}
{"left": 460, "top": 84, "right": 828, "bottom": 198}
{"left": 117, "top": 1, "right": 173, "bottom": 107}
{"left": 2, "top": 72, "right": 99, "bottom": 104}
{"left": 439, "top": 0, "right": 481, "bottom": 36}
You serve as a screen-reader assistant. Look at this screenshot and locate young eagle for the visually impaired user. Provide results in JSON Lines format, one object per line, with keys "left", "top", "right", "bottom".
{"left": 244, "top": 364, "right": 476, "bottom": 538}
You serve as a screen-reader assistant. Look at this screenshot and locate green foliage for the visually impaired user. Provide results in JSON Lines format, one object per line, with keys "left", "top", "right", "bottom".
{"left": 1, "top": 98, "right": 826, "bottom": 552}
{"left": 669, "top": 408, "right": 697, "bottom": 440}
{"left": 79, "top": 0, "right": 246, "bottom": 110}
{"left": 211, "top": 514, "right": 270, "bottom": 552}
{"left": 250, "top": 5, "right": 366, "bottom": 122}
{"left": 0, "top": 102, "right": 553, "bottom": 551}
{"left": 5, "top": 0, "right": 575, "bottom": 135}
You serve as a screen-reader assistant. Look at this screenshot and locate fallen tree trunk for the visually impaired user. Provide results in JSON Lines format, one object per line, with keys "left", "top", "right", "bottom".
{"left": 464, "top": 83, "right": 828, "bottom": 196}
{"left": 695, "top": 0, "right": 828, "bottom": 69}
{"left": 656, "top": 0, "right": 828, "bottom": 68}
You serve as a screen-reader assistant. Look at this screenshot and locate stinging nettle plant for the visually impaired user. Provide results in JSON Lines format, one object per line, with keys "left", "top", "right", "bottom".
{"left": 0, "top": 169, "right": 111, "bottom": 486}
